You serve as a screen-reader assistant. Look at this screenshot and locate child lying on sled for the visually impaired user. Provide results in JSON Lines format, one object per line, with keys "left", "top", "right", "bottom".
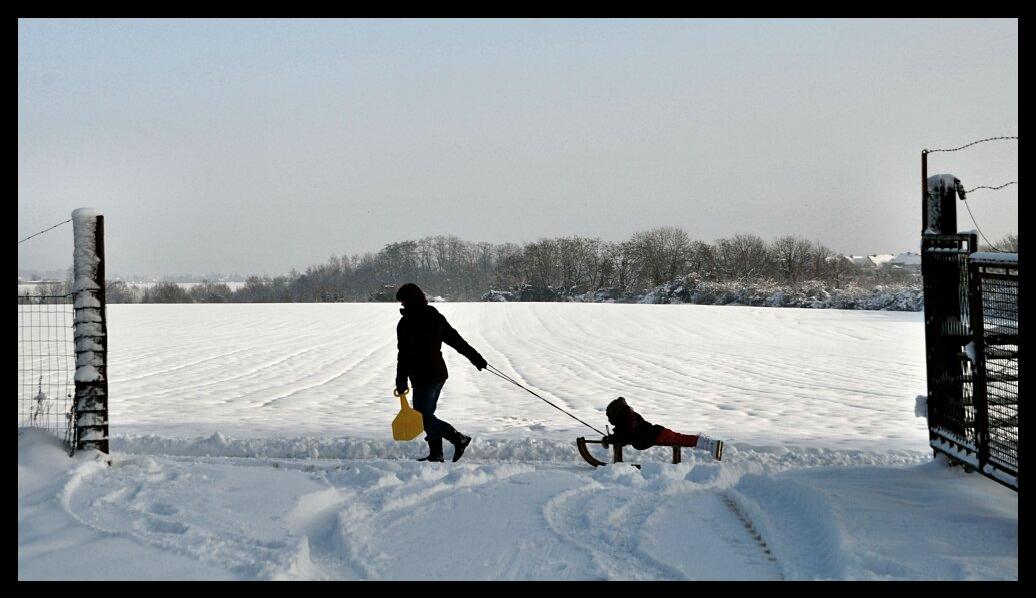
{"left": 602, "top": 396, "right": 724, "bottom": 461}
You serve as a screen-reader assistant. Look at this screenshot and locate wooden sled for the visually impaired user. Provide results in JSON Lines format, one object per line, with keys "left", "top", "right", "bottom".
{"left": 576, "top": 436, "right": 687, "bottom": 469}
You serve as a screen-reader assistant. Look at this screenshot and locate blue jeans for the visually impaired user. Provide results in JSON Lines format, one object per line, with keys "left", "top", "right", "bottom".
{"left": 412, "top": 381, "right": 447, "bottom": 442}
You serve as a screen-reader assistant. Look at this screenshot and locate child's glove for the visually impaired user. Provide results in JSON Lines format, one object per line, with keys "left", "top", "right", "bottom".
{"left": 601, "top": 434, "right": 614, "bottom": 448}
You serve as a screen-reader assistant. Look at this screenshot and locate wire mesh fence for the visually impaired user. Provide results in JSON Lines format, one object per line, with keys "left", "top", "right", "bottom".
{"left": 20, "top": 209, "right": 109, "bottom": 455}
{"left": 18, "top": 293, "right": 77, "bottom": 447}
{"left": 970, "top": 258, "right": 1019, "bottom": 480}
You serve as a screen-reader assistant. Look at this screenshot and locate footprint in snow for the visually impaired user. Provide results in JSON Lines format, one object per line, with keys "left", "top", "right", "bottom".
{"left": 148, "top": 502, "right": 179, "bottom": 516}
{"left": 141, "top": 516, "right": 190, "bottom": 535}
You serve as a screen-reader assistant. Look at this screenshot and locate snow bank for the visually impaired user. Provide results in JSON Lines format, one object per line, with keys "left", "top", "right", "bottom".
{"left": 110, "top": 432, "right": 930, "bottom": 473}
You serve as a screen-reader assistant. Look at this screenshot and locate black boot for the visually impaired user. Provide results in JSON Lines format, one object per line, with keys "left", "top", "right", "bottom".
{"left": 418, "top": 437, "right": 444, "bottom": 462}
{"left": 442, "top": 425, "right": 472, "bottom": 463}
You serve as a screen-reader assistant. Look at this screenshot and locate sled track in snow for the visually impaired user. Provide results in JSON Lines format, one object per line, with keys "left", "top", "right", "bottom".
{"left": 542, "top": 486, "right": 688, "bottom": 580}
{"left": 541, "top": 479, "right": 784, "bottom": 581}
{"left": 721, "top": 491, "right": 782, "bottom": 577}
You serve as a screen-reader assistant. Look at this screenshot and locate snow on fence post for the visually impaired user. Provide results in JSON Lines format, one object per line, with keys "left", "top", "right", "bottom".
{"left": 71, "top": 208, "right": 109, "bottom": 454}
{"left": 924, "top": 174, "right": 959, "bottom": 235}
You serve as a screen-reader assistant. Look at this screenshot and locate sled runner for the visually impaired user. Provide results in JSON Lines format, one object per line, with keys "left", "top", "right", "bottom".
{"left": 576, "top": 436, "right": 723, "bottom": 469}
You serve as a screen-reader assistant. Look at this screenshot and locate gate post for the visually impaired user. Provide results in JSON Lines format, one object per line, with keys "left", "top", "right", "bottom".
{"left": 921, "top": 173, "right": 973, "bottom": 446}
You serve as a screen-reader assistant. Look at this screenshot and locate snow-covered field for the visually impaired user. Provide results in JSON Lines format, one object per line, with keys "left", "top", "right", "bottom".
{"left": 18, "top": 303, "right": 1018, "bottom": 580}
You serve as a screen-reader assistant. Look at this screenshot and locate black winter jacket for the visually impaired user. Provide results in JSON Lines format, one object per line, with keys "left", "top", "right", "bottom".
{"left": 605, "top": 397, "right": 664, "bottom": 450}
{"left": 396, "top": 304, "right": 485, "bottom": 390}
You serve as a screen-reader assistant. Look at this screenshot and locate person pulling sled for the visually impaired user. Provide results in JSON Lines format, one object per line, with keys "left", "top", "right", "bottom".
{"left": 395, "top": 283, "right": 487, "bottom": 463}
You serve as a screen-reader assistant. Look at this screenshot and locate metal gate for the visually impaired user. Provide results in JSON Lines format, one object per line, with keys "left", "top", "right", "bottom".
{"left": 922, "top": 233, "right": 1019, "bottom": 489}
{"left": 968, "top": 254, "right": 1019, "bottom": 487}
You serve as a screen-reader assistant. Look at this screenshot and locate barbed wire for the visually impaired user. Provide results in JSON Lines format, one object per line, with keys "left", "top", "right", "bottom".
{"left": 964, "top": 181, "right": 1018, "bottom": 195}
{"left": 924, "top": 136, "right": 1018, "bottom": 154}
{"left": 18, "top": 219, "right": 72, "bottom": 244}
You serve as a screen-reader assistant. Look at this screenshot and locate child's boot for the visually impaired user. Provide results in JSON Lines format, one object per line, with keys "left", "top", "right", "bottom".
{"left": 695, "top": 435, "right": 724, "bottom": 461}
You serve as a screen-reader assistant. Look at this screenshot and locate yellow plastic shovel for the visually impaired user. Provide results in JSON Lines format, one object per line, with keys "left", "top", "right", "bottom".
{"left": 392, "top": 389, "right": 424, "bottom": 441}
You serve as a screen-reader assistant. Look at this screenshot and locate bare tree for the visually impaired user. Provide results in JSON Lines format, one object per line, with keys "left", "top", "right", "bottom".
{"left": 822, "top": 254, "right": 857, "bottom": 289}
{"left": 556, "top": 236, "right": 583, "bottom": 291}
{"left": 431, "top": 235, "right": 451, "bottom": 274}
{"left": 492, "top": 243, "right": 526, "bottom": 289}
{"left": 416, "top": 239, "right": 436, "bottom": 273}
{"left": 770, "top": 235, "right": 814, "bottom": 283}
{"left": 609, "top": 240, "right": 641, "bottom": 292}
{"left": 105, "top": 280, "right": 136, "bottom": 303}
{"left": 143, "top": 281, "right": 192, "bottom": 303}
{"left": 189, "top": 281, "right": 233, "bottom": 303}
{"left": 994, "top": 233, "right": 1019, "bottom": 252}
{"left": 378, "top": 240, "right": 419, "bottom": 282}
{"left": 555, "top": 236, "right": 603, "bottom": 292}
{"left": 632, "top": 226, "right": 691, "bottom": 286}
{"left": 524, "top": 238, "right": 560, "bottom": 288}
{"left": 687, "top": 241, "right": 716, "bottom": 280}
{"left": 578, "top": 237, "right": 608, "bottom": 291}
{"left": 715, "top": 233, "right": 770, "bottom": 282}
{"left": 807, "top": 242, "right": 833, "bottom": 281}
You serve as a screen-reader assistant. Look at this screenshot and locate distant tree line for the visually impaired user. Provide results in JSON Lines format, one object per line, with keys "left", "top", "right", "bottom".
{"left": 20, "top": 230, "right": 1015, "bottom": 304}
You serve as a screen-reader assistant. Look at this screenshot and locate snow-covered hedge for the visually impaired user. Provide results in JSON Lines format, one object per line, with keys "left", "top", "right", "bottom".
{"left": 480, "top": 289, "right": 515, "bottom": 302}
{"left": 483, "top": 277, "right": 923, "bottom": 311}
{"left": 636, "top": 277, "right": 923, "bottom": 311}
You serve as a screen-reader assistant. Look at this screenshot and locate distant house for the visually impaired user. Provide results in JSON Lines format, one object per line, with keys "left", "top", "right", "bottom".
{"left": 889, "top": 252, "right": 921, "bottom": 271}
{"left": 845, "top": 256, "right": 875, "bottom": 269}
{"left": 836, "top": 254, "right": 901, "bottom": 270}
{"left": 868, "top": 254, "right": 896, "bottom": 269}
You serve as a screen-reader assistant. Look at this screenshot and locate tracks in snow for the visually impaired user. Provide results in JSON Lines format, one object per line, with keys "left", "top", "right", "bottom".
{"left": 542, "top": 479, "right": 783, "bottom": 580}
{"left": 60, "top": 451, "right": 794, "bottom": 580}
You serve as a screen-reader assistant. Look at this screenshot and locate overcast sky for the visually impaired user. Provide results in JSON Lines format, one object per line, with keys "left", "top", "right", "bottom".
{"left": 18, "top": 18, "right": 1018, "bottom": 278}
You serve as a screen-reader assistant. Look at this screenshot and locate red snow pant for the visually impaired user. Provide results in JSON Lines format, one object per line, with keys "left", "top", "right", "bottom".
{"left": 654, "top": 428, "right": 700, "bottom": 447}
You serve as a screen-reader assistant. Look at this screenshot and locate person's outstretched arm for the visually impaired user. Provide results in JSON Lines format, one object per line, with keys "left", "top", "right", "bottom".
{"left": 440, "top": 314, "right": 487, "bottom": 370}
